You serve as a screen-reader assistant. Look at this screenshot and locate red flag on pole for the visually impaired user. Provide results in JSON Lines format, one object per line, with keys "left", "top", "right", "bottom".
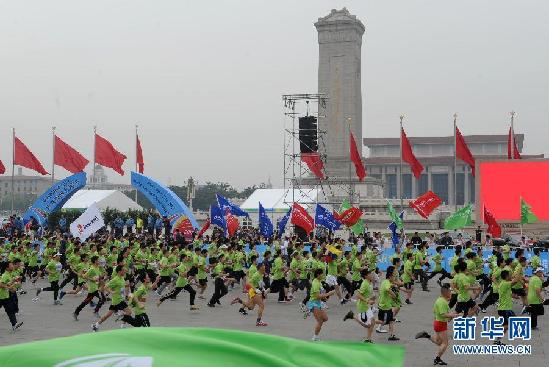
{"left": 409, "top": 190, "right": 442, "bottom": 219}
{"left": 455, "top": 126, "right": 476, "bottom": 176}
{"left": 95, "top": 133, "right": 127, "bottom": 175}
{"left": 0, "top": 160, "right": 5, "bottom": 174}
{"left": 136, "top": 134, "right": 144, "bottom": 173}
{"left": 334, "top": 206, "right": 362, "bottom": 227}
{"left": 54, "top": 135, "right": 89, "bottom": 173}
{"left": 301, "top": 152, "right": 325, "bottom": 180}
{"left": 14, "top": 137, "right": 49, "bottom": 175}
{"left": 483, "top": 206, "right": 502, "bottom": 238}
{"left": 401, "top": 127, "right": 424, "bottom": 179}
{"left": 290, "top": 202, "right": 314, "bottom": 234}
{"left": 507, "top": 127, "right": 521, "bottom": 159}
{"left": 350, "top": 131, "right": 366, "bottom": 181}
{"left": 225, "top": 211, "right": 240, "bottom": 237}
{"left": 197, "top": 218, "right": 211, "bottom": 237}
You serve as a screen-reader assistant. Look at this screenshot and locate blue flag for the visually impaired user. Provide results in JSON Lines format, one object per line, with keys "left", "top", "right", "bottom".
{"left": 216, "top": 194, "right": 249, "bottom": 217}
{"left": 210, "top": 205, "right": 226, "bottom": 231}
{"left": 315, "top": 204, "right": 341, "bottom": 231}
{"left": 277, "top": 207, "right": 292, "bottom": 237}
{"left": 388, "top": 211, "right": 405, "bottom": 245}
{"left": 258, "top": 202, "right": 274, "bottom": 238}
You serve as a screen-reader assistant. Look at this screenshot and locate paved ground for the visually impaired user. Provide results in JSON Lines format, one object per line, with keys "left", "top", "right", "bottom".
{"left": 0, "top": 279, "right": 546, "bottom": 367}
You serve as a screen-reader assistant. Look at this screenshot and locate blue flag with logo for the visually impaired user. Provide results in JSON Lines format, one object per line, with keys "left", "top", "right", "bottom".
{"left": 258, "top": 202, "right": 274, "bottom": 238}
{"left": 388, "top": 211, "right": 405, "bottom": 245}
{"left": 216, "top": 194, "right": 249, "bottom": 217}
{"left": 277, "top": 207, "right": 292, "bottom": 237}
{"left": 315, "top": 204, "right": 341, "bottom": 231}
{"left": 210, "top": 205, "right": 226, "bottom": 231}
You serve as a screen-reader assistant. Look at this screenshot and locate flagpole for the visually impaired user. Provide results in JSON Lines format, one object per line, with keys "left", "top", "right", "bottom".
{"left": 347, "top": 117, "right": 353, "bottom": 206}
{"left": 453, "top": 113, "right": 458, "bottom": 212}
{"left": 399, "top": 115, "right": 404, "bottom": 212}
{"left": 51, "top": 126, "right": 56, "bottom": 184}
{"left": 510, "top": 111, "right": 515, "bottom": 160}
{"left": 11, "top": 128, "right": 15, "bottom": 214}
{"left": 92, "top": 125, "right": 97, "bottom": 188}
{"left": 135, "top": 124, "right": 138, "bottom": 204}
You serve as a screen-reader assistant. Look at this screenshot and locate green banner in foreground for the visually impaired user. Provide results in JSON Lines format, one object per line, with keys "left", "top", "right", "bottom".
{"left": 0, "top": 327, "right": 405, "bottom": 367}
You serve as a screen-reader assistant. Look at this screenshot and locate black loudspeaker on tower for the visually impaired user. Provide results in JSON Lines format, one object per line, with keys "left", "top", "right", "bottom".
{"left": 298, "top": 116, "right": 318, "bottom": 153}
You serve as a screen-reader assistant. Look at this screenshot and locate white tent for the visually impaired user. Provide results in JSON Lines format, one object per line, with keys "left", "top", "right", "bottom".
{"left": 240, "top": 188, "right": 318, "bottom": 213}
{"left": 62, "top": 190, "right": 142, "bottom": 211}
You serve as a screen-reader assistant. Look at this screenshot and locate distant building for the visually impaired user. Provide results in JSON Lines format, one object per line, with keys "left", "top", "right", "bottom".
{"left": 86, "top": 165, "right": 133, "bottom": 191}
{"left": 0, "top": 167, "right": 55, "bottom": 202}
{"left": 363, "top": 134, "right": 544, "bottom": 205}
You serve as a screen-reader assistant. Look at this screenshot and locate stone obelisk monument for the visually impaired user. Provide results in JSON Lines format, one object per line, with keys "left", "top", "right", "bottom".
{"left": 306, "top": 8, "right": 381, "bottom": 203}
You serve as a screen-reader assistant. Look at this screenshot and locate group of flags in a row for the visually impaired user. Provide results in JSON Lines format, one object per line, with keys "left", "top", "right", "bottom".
{"left": 444, "top": 198, "right": 539, "bottom": 238}
{"left": 401, "top": 123, "right": 521, "bottom": 180}
{"left": 0, "top": 130, "right": 144, "bottom": 176}
{"left": 201, "top": 190, "right": 538, "bottom": 240}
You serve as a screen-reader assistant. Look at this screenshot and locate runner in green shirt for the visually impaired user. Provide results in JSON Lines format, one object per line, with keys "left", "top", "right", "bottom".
{"left": 0, "top": 260, "right": 23, "bottom": 331}
{"left": 130, "top": 275, "right": 152, "bottom": 327}
{"left": 93, "top": 265, "right": 139, "bottom": 331}
{"left": 343, "top": 269, "right": 377, "bottom": 343}
{"left": 415, "top": 284, "right": 460, "bottom": 366}
{"left": 527, "top": 267, "right": 545, "bottom": 329}
{"left": 377, "top": 265, "right": 399, "bottom": 341}
{"left": 231, "top": 262, "right": 268, "bottom": 326}
{"left": 308, "top": 268, "right": 335, "bottom": 341}
{"left": 35, "top": 252, "right": 62, "bottom": 305}
{"left": 157, "top": 253, "right": 198, "bottom": 310}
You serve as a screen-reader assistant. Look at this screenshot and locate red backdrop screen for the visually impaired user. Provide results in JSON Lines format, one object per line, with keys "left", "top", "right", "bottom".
{"left": 479, "top": 160, "right": 549, "bottom": 221}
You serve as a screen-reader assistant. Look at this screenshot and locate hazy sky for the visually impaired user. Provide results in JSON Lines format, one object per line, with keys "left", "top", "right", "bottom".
{"left": 0, "top": 0, "right": 547, "bottom": 188}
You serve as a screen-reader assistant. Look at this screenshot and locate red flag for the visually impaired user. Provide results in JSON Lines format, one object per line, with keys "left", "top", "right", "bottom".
{"left": 507, "top": 127, "right": 521, "bottom": 160}
{"left": 197, "top": 218, "right": 211, "bottom": 237}
{"left": 483, "top": 206, "right": 502, "bottom": 238}
{"left": 350, "top": 131, "right": 366, "bottom": 181}
{"left": 409, "top": 190, "right": 442, "bottom": 219}
{"left": 136, "top": 134, "right": 144, "bottom": 173}
{"left": 290, "top": 202, "right": 314, "bottom": 234}
{"left": 95, "top": 133, "right": 127, "bottom": 175}
{"left": 455, "top": 126, "right": 475, "bottom": 176}
{"left": 14, "top": 137, "right": 48, "bottom": 175}
{"left": 401, "top": 127, "right": 424, "bottom": 179}
{"left": 54, "top": 135, "right": 89, "bottom": 173}
{"left": 0, "top": 160, "right": 5, "bottom": 174}
{"left": 301, "top": 152, "right": 325, "bottom": 180}
{"left": 225, "top": 212, "right": 240, "bottom": 237}
{"left": 335, "top": 207, "right": 362, "bottom": 227}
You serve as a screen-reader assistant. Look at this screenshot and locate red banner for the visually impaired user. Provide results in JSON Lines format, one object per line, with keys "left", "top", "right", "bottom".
{"left": 14, "top": 137, "right": 48, "bottom": 175}
{"left": 455, "top": 126, "right": 476, "bottom": 176}
{"left": 95, "top": 133, "right": 127, "bottom": 175}
{"left": 401, "top": 127, "right": 424, "bottom": 179}
{"left": 0, "top": 160, "right": 5, "bottom": 174}
{"left": 335, "top": 207, "right": 362, "bottom": 227}
{"left": 409, "top": 191, "right": 442, "bottom": 219}
{"left": 197, "top": 218, "right": 210, "bottom": 237}
{"left": 136, "top": 135, "right": 145, "bottom": 173}
{"left": 483, "top": 206, "right": 502, "bottom": 238}
{"left": 290, "top": 202, "right": 314, "bottom": 234}
{"left": 350, "top": 132, "right": 366, "bottom": 181}
{"left": 301, "top": 152, "right": 325, "bottom": 180}
{"left": 54, "top": 135, "right": 89, "bottom": 173}
{"left": 507, "top": 127, "right": 521, "bottom": 160}
{"left": 226, "top": 212, "right": 240, "bottom": 238}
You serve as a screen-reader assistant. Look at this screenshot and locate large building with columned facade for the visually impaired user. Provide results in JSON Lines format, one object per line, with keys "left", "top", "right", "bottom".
{"left": 363, "top": 134, "right": 543, "bottom": 206}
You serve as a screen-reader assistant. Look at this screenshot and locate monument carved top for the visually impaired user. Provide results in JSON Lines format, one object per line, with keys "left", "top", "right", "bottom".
{"left": 315, "top": 8, "right": 365, "bottom": 33}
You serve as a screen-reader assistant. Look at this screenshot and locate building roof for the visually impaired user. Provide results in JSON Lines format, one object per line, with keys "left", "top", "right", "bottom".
{"left": 364, "top": 154, "right": 544, "bottom": 165}
{"left": 62, "top": 190, "right": 142, "bottom": 211}
{"left": 364, "top": 134, "right": 525, "bottom": 147}
{"left": 240, "top": 188, "right": 318, "bottom": 213}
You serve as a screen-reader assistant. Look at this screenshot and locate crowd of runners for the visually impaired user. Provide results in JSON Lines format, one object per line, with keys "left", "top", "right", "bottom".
{"left": 0, "top": 226, "right": 547, "bottom": 366}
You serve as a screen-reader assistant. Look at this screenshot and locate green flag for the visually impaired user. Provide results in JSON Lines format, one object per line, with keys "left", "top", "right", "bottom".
{"left": 0, "top": 328, "right": 405, "bottom": 367}
{"left": 340, "top": 199, "right": 365, "bottom": 235}
{"left": 443, "top": 204, "right": 472, "bottom": 230}
{"left": 387, "top": 201, "right": 403, "bottom": 230}
{"left": 520, "top": 198, "right": 538, "bottom": 224}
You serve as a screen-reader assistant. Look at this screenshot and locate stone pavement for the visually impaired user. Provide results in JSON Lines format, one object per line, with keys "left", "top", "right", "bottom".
{"left": 0, "top": 279, "right": 546, "bottom": 367}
